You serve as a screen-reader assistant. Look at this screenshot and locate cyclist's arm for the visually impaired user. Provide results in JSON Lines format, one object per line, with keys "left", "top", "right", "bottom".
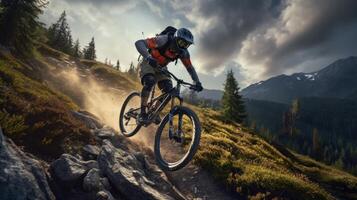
{"left": 135, "top": 35, "right": 168, "bottom": 59}
{"left": 180, "top": 50, "right": 200, "bottom": 83}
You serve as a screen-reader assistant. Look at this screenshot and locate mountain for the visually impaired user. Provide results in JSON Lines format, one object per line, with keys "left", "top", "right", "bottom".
{"left": 182, "top": 88, "right": 223, "bottom": 101}
{"left": 2, "top": 45, "right": 357, "bottom": 199}
{"left": 241, "top": 56, "right": 357, "bottom": 104}
{"left": 197, "top": 88, "right": 223, "bottom": 101}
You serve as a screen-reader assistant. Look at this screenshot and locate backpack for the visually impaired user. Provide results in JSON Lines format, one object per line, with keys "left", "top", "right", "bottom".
{"left": 157, "top": 26, "right": 177, "bottom": 37}
{"left": 156, "top": 26, "right": 180, "bottom": 63}
{"left": 139, "top": 26, "right": 180, "bottom": 64}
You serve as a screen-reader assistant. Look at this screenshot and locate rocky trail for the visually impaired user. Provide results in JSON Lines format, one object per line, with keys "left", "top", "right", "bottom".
{"left": 0, "top": 109, "right": 235, "bottom": 200}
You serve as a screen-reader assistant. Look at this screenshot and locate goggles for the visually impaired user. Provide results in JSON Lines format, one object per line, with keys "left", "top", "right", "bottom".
{"left": 176, "top": 38, "right": 191, "bottom": 49}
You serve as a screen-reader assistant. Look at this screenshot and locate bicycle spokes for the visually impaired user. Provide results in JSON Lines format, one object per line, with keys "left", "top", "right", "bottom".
{"left": 159, "top": 112, "right": 194, "bottom": 164}
{"left": 122, "top": 95, "right": 141, "bottom": 132}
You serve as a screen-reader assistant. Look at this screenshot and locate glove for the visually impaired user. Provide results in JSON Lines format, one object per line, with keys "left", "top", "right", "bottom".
{"left": 194, "top": 81, "right": 203, "bottom": 92}
{"left": 145, "top": 56, "right": 158, "bottom": 68}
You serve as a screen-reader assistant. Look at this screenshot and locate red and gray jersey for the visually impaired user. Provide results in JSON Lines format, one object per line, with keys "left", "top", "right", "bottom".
{"left": 135, "top": 34, "right": 200, "bottom": 83}
{"left": 143, "top": 35, "right": 193, "bottom": 69}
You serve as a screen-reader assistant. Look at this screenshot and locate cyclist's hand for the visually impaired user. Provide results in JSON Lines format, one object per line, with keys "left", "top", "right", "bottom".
{"left": 194, "top": 81, "right": 203, "bottom": 92}
{"left": 146, "top": 56, "right": 158, "bottom": 68}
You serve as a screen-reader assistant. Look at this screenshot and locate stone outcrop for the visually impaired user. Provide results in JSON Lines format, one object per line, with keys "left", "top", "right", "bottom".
{"left": 0, "top": 128, "right": 55, "bottom": 200}
{"left": 0, "top": 110, "right": 184, "bottom": 200}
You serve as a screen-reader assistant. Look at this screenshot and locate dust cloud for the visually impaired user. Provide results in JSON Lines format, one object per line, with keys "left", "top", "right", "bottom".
{"left": 49, "top": 67, "right": 156, "bottom": 147}
{"left": 53, "top": 68, "right": 124, "bottom": 129}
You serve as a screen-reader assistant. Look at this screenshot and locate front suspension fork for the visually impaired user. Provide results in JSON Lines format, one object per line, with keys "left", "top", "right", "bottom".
{"left": 168, "top": 96, "right": 183, "bottom": 140}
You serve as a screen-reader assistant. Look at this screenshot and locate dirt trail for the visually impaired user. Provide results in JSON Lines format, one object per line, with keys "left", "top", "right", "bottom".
{"left": 165, "top": 163, "right": 236, "bottom": 200}
{"left": 132, "top": 126, "right": 236, "bottom": 200}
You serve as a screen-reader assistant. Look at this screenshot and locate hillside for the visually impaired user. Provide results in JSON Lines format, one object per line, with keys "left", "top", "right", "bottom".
{"left": 1, "top": 45, "right": 357, "bottom": 199}
{"left": 241, "top": 56, "right": 357, "bottom": 104}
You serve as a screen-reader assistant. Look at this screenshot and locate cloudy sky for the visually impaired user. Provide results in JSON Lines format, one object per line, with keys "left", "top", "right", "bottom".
{"left": 41, "top": 0, "right": 357, "bottom": 90}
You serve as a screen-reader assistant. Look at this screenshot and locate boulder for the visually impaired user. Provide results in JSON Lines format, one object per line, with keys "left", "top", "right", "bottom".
{"left": 95, "top": 127, "right": 115, "bottom": 139}
{"left": 83, "top": 144, "right": 100, "bottom": 160}
{"left": 96, "top": 190, "right": 116, "bottom": 200}
{"left": 0, "top": 128, "right": 55, "bottom": 200}
{"left": 72, "top": 111, "right": 103, "bottom": 129}
{"left": 50, "top": 154, "right": 98, "bottom": 186}
{"left": 83, "top": 168, "right": 103, "bottom": 192}
{"left": 97, "top": 140, "right": 173, "bottom": 200}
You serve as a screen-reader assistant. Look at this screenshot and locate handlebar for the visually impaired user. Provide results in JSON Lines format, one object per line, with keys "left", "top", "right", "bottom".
{"left": 158, "top": 67, "right": 196, "bottom": 89}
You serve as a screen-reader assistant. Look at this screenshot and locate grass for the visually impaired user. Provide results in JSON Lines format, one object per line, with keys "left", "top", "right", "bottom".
{"left": 0, "top": 50, "right": 94, "bottom": 160}
{"left": 192, "top": 108, "right": 357, "bottom": 199}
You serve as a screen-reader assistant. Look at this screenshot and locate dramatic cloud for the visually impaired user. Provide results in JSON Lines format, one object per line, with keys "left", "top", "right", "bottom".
{"left": 188, "top": 0, "right": 284, "bottom": 72}
{"left": 239, "top": 0, "right": 357, "bottom": 77}
{"left": 160, "top": 0, "right": 357, "bottom": 82}
{"left": 41, "top": 0, "right": 357, "bottom": 89}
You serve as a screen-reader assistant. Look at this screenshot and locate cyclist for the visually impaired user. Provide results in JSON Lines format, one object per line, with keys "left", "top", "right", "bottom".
{"left": 135, "top": 27, "right": 203, "bottom": 124}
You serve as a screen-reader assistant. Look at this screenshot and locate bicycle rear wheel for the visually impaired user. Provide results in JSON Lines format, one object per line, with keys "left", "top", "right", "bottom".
{"left": 119, "top": 92, "right": 142, "bottom": 137}
{"left": 154, "top": 106, "right": 201, "bottom": 171}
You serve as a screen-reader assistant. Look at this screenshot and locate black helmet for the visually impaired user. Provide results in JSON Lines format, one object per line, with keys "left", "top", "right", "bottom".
{"left": 174, "top": 28, "right": 194, "bottom": 49}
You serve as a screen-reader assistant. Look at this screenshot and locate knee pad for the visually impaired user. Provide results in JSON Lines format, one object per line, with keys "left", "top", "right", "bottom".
{"left": 142, "top": 74, "right": 156, "bottom": 92}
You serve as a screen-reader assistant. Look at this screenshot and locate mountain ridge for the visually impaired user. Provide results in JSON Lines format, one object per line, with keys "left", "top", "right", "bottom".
{"left": 242, "top": 56, "right": 357, "bottom": 103}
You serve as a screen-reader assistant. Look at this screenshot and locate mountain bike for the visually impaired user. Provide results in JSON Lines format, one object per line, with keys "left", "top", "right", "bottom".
{"left": 119, "top": 69, "right": 201, "bottom": 171}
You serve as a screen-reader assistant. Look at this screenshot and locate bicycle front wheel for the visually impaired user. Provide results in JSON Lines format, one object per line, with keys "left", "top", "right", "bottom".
{"left": 119, "top": 92, "right": 142, "bottom": 137}
{"left": 154, "top": 106, "right": 201, "bottom": 171}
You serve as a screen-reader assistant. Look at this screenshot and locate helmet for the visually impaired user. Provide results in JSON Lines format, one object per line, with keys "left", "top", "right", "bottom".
{"left": 174, "top": 28, "right": 194, "bottom": 49}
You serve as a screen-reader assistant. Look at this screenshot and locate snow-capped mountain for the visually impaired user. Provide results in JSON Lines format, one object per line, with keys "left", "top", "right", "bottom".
{"left": 241, "top": 56, "right": 357, "bottom": 104}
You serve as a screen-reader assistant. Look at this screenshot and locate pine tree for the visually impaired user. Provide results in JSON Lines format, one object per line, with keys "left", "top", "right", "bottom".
{"left": 312, "top": 128, "right": 321, "bottom": 159}
{"left": 289, "top": 99, "right": 300, "bottom": 135}
{"left": 128, "top": 61, "right": 137, "bottom": 77}
{"left": 47, "top": 11, "right": 73, "bottom": 55}
{"left": 0, "top": 0, "right": 47, "bottom": 55}
{"left": 221, "top": 70, "right": 246, "bottom": 123}
{"left": 83, "top": 37, "right": 96, "bottom": 60}
{"left": 73, "top": 39, "right": 81, "bottom": 58}
{"left": 115, "top": 59, "right": 120, "bottom": 71}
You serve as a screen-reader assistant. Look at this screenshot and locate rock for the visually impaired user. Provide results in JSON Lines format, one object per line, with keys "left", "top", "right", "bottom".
{"left": 97, "top": 140, "right": 174, "bottom": 200}
{"left": 95, "top": 127, "right": 115, "bottom": 139}
{"left": 134, "top": 152, "right": 150, "bottom": 169}
{"left": 85, "top": 160, "right": 99, "bottom": 169}
{"left": 0, "top": 128, "right": 55, "bottom": 200}
{"left": 100, "top": 177, "right": 111, "bottom": 190}
{"left": 50, "top": 154, "right": 98, "bottom": 186}
{"left": 72, "top": 111, "right": 103, "bottom": 129}
{"left": 50, "top": 154, "right": 86, "bottom": 183}
{"left": 83, "top": 144, "right": 100, "bottom": 160}
{"left": 83, "top": 168, "right": 103, "bottom": 192}
{"left": 96, "top": 190, "right": 115, "bottom": 200}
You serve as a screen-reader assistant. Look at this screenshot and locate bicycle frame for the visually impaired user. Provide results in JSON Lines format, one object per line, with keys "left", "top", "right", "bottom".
{"left": 124, "top": 69, "right": 194, "bottom": 126}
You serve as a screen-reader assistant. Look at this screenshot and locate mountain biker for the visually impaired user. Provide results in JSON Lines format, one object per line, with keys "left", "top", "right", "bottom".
{"left": 135, "top": 27, "right": 203, "bottom": 124}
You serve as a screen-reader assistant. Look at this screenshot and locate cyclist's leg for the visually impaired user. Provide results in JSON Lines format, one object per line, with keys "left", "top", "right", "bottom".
{"left": 157, "top": 79, "right": 173, "bottom": 94}
{"left": 141, "top": 74, "right": 156, "bottom": 112}
{"left": 156, "top": 66, "right": 172, "bottom": 94}
{"left": 138, "top": 61, "right": 157, "bottom": 121}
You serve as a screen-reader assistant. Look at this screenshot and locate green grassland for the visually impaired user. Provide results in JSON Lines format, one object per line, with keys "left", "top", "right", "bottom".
{"left": 192, "top": 108, "right": 357, "bottom": 199}
{"left": 0, "top": 45, "right": 356, "bottom": 199}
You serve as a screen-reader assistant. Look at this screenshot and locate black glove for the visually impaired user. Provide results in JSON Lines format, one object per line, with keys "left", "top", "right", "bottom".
{"left": 145, "top": 56, "right": 158, "bottom": 68}
{"left": 194, "top": 81, "right": 203, "bottom": 92}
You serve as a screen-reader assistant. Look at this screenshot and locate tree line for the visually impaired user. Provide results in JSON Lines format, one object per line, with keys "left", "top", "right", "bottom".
{"left": 47, "top": 11, "right": 96, "bottom": 60}
{"left": 245, "top": 97, "right": 357, "bottom": 175}
{"left": 0, "top": 1, "right": 127, "bottom": 73}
